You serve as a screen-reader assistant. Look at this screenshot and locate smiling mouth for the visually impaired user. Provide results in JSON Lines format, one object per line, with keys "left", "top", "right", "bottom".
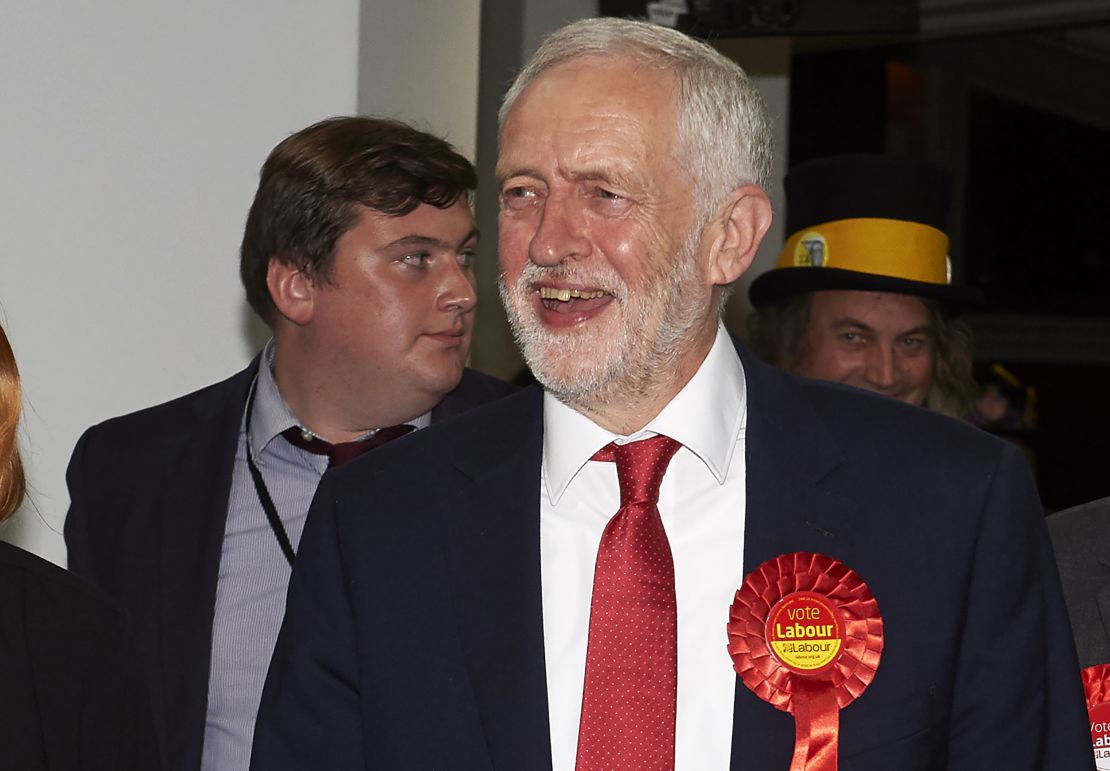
{"left": 536, "top": 286, "right": 612, "bottom": 314}
{"left": 538, "top": 287, "right": 607, "bottom": 301}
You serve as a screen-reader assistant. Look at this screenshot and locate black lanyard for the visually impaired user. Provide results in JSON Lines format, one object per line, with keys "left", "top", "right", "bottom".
{"left": 244, "top": 384, "right": 296, "bottom": 567}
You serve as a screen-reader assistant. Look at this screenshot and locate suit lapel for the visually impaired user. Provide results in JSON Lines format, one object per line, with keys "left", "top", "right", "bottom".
{"left": 741, "top": 354, "right": 856, "bottom": 568}
{"left": 440, "top": 387, "right": 554, "bottom": 770}
{"left": 433, "top": 352, "right": 861, "bottom": 769}
{"left": 731, "top": 346, "right": 857, "bottom": 770}
{"left": 156, "top": 363, "right": 254, "bottom": 769}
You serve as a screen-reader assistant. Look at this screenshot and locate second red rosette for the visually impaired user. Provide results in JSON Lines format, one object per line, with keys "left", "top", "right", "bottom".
{"left": 1082, "top": 664, "right": 1110, "bottom": 769}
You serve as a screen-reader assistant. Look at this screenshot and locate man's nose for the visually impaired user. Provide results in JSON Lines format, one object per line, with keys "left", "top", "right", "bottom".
{"left": 528, "top": 192, "right": 591, "bottom": 267}
{"left": 438, "top": 259, "right": 477, "bottom": 313}
{"left": 863, "top": 346, "right": 898, "bottom": 391}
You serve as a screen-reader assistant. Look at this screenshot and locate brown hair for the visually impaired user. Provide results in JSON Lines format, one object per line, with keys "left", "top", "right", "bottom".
{"left": 240, "top": 116, "right": 478, "bottom": 324}
{"left": 747, "top": 294, "right": 978, "bottom": 419}
{"left": 0, "top": 324, "right": 26, "bottom": 523}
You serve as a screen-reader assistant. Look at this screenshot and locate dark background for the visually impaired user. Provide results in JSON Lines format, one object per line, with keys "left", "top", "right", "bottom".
{"left": 603, "top": 0, "right": 1110, "bottom": 510}
{"left": 788, "top": 32, "right": 1110, "bottom": 510}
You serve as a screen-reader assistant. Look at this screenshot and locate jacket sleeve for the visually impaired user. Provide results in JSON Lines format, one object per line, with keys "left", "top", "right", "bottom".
{"left": 63, "top": 428, "right": 98, "bottom": 581}
{"left": 947, "top": 442, "right": 1093, "bottom": 770}
{"left": 1036, "top": 503, "right": 1097, "bottom": 770}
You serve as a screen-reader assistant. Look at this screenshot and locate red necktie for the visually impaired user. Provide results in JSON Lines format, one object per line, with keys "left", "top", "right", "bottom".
{"left": 280, "top": 424, "right": 414, "bottom": 467}
{"left": 576, "top": 434, "right": 682, "bottom": 771}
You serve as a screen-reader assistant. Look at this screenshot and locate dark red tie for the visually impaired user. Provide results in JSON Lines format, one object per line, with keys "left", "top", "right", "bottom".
{"left": 576, "top": 434, "right": 682, "bottom": 771}
{"left": 280, "top": 424, "right": 414, "bottom": 467}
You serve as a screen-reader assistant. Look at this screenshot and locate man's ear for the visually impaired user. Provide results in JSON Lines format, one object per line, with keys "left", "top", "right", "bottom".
{"left": 706, "top": 184, "right": 773, "bottom": 287}
{"left": 266, "top": 257, "right": 315, "bottom": 326}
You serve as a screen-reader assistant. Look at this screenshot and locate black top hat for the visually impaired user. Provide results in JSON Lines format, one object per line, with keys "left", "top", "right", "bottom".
{"left": 748, "top": 154, "right": 982, "bottom": 308}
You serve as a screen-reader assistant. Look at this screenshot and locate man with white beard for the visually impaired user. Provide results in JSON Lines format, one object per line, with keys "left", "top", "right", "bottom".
{"left": 251, "top": 17, "right": 1091, "bottom": 771}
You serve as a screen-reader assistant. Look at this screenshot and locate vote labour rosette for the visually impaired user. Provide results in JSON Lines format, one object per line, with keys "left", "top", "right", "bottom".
{"left": 727, "top": 552, "right": 883, "bottom": 771}
{"left": 1082, "top": 664, "right": 1110, "bottom": 769}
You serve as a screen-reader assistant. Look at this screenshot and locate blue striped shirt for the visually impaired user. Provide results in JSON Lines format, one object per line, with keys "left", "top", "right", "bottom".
{"left": 200, "top": 341, "right": 428, "bottom": 771}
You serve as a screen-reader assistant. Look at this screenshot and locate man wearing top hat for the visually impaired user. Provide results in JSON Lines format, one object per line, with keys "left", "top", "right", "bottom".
{"left": 748, "top": 155, "right": 978, "bottom": 418}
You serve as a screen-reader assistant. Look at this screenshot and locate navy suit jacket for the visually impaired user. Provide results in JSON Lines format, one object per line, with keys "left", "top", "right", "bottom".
{"left": 252, "top": 343, "right": 1091, "bottom": 770}
{"left": 64, "top": 361, "right": 515, "bottom": 771}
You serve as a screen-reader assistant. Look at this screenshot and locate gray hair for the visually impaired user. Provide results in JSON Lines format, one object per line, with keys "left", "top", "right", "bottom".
{"left": 499, "top": 17, "right": 774, "bottom": 226}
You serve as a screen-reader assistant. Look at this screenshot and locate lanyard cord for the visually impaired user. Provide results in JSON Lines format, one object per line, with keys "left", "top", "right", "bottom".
{"left": 244, "top": 385, "right": 296, "bottom": 567}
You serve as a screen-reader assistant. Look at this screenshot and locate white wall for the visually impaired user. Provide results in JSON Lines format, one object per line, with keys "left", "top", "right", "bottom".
{"left": 358, "top": 0, "right": 482, "bottom": 158}
{"left": 0, "top": 1, "right": 364, "bottom": 564}
{"left": 0, "top": 1, "right": 782, "bottom": 565}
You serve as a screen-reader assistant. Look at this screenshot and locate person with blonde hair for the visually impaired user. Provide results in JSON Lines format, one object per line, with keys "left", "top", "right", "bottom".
{"left": 0, "top": 322, "right": 160, "bottom": 769}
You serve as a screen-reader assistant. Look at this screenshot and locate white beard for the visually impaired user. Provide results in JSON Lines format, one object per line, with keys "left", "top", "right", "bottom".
{"left": 498, "top": 228, "right": 707, "bottom": 414}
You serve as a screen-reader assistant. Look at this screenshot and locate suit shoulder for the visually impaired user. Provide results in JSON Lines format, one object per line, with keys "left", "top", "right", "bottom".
{"left": 428, "top": 382, "right": 536, "bottom": 442}
{"left": 458, "top": 367, "right": 518, "bottom": 398}
{"left": 337, "top": 385, "right": 540, "bottom": 486}
{"left": 1048, "top": 496, "right": 1110, "bottom": 550}
{"left": 760, "top": 360, "right": 1006, "bottom": 469}
{"left": 0, "top": 542, "right": 130, "bottom": 636}
{"left": 432, "top": 368, "right": 518, "bottom": 422}
{"left": 77, "top": 362, "right": 255, "bottom": 447}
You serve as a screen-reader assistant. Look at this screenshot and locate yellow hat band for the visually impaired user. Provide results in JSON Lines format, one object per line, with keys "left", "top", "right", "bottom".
{"left": 777, "top": 217, "right": 951, "bottom": 285}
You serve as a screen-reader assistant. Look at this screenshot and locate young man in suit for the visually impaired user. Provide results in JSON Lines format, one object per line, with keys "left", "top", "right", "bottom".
{"left": 251, "top": 21, "right": 1091, "bottom": 771}
{"left": 64, "top": 116, "right": 514, "bottom": 771}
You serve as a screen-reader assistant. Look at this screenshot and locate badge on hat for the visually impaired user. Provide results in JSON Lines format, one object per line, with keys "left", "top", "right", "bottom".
{"left": 748, "top": 154, "right": 982, "bottom": 309}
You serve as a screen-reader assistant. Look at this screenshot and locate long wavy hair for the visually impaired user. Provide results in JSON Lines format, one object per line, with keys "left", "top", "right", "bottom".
{"left": 0, "top": 324, "right": 26, "bottom": 523}
{"left": 748, "top": 293, "right": 978, "bottom": 419}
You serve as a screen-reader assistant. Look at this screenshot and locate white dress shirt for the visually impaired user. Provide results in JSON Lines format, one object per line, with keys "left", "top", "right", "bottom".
{"left": 540, "top": 324, "right": 748, "bottom": 771}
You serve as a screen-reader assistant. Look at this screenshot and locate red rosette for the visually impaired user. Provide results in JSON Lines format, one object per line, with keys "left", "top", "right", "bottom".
{"left": 727, "top": 552, "right": 883, "bottom": 771}
{"left": 1084, "top": 665, "right": 1110, "bottom": 711}
{"left": 1082, "top": 665, "right": 1110, "bottom": 769}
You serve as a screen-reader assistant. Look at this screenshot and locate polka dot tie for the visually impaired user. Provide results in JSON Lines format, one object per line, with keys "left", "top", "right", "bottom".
{"left": 575, "top": 434, "right": 681, "bottom": 771}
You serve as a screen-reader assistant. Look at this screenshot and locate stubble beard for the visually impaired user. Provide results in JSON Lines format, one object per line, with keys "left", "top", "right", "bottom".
{"left": 498, "top": 229, "right": 707, "bottom": 416}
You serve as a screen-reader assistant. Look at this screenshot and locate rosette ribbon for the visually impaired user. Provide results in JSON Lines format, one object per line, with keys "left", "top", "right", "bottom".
{"left": 727, "top": 552, "right": 883, "bottom": 771}
{"left": 1082, "top": 664, "right": 1110, "bottom": 770}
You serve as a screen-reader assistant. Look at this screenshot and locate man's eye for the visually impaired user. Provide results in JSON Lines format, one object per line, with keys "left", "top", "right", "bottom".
{"left": 839, "top": 332, "right": 862, "bottom": 344}
{"left": 900, "top": 336, "right": 928, "bottom": 352}
{"left": 458, "top": 250, "right": 476, "bottom": 269}
{"left": 501, "top": 186, "right": 537, "bottom": 209}
{"left": 400, "top": 252, "right": 430, "bottom": 267}
{"left": 591, "top": 186, "right": 632, "bottom": 214}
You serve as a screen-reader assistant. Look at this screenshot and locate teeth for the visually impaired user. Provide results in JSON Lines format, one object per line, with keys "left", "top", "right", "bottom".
{"left": 538, "top": 287, "right": 607, "bottom": 301}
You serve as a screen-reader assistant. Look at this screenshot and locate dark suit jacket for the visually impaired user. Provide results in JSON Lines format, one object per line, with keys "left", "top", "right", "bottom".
{"left": 0, "top": 540, "right": 160, "bottom": 771}
{"left": 1049, "top": 496, "right": 1110, "bottom": 669}
{"left": 63, "top": 360, "right": 515, "bottom": 771}
{"left": 252, "top": 343, "right": 1092, "bottom": 770}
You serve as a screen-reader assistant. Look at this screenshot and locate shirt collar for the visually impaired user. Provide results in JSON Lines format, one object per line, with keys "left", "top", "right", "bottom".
{"left": 248, "top": 340, "right": 305, "bottom": 460}
{"left": 542, "top": 323, "right": 747, "bottom": 504}
{"left": 247, "top": 340, "right": 433, "bottom": 460}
